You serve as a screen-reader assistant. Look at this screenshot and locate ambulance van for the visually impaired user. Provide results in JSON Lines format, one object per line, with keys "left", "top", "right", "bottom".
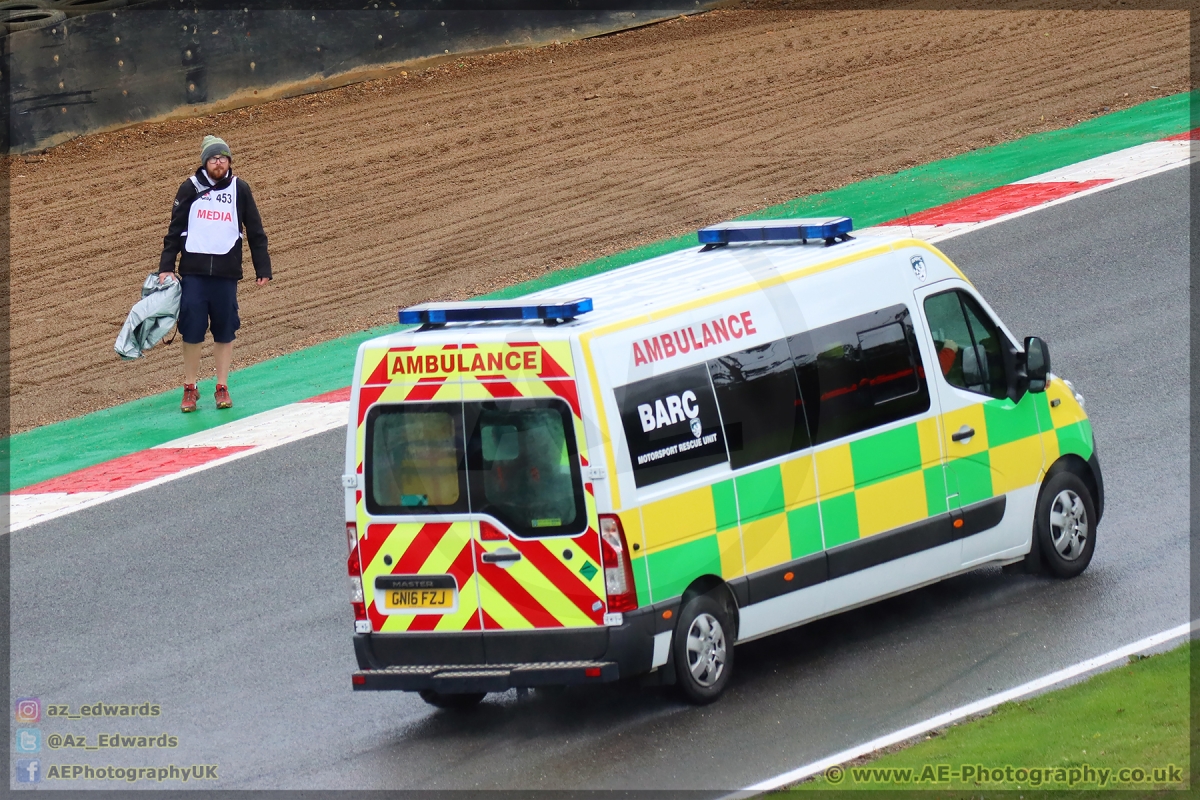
{"left": 344, "top": 218, "right": 1103, "bottom": 707}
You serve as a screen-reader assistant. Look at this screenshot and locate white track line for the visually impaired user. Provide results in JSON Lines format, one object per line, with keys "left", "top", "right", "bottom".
{"left": 726, "top": 620, "right": 1196, "bottom": 798}
{"left": 7, "top": 401, "right": 349, "bottom": 533}
{"left": 871, "top": 145, "right": 1194, "bottom": 244}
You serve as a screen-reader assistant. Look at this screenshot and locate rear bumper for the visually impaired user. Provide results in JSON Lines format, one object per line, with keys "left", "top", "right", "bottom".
{"left": 352, "top": 602, "right": 677, "bottom": 692}
{"left": 353, "top": 661, "right": 619, "bottom": 692}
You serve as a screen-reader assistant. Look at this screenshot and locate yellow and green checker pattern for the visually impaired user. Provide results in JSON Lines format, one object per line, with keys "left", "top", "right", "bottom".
{"left": 621, "top": 379, "right": 1092, "bottom": 606}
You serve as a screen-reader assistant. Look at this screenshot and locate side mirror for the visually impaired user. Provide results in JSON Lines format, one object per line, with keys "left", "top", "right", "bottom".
{"left": 1024, "top": 336, "right": 1050, "bottom": 393}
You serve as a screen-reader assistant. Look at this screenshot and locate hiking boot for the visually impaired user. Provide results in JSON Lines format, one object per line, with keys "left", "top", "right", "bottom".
{"left": 181, "top": 384, "right": 199, "bottom": 413}
{"left": 215, "top": 383, "right": 233, "bottom": 410}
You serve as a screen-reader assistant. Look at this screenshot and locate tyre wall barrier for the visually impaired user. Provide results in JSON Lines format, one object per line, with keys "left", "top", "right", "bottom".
{"left": 3, "top": 1, "right": 713, "bottom": 153}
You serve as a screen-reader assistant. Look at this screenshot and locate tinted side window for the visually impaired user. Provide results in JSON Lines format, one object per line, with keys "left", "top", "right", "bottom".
{"left": 924, "top": 290, "right": 1008, "bottom": 399}
{"left": 615, "top": 364, "right": 727, "bottom": 488}
{"left": 790, "top": 304, "right": 930, "bottom": 444}
{"left": 708, "top": 339, "right": 811, "bottom": 470}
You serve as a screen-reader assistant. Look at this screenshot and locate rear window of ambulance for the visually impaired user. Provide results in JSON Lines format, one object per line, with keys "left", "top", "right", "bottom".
{"left": 363, "top": 398, "right": 586, "bottom": 536}
{"left": 466, "top": 399, "right": 585, "bottom": 536}
{"left": 365, "top": 403, "right": 468, "bottom": 516}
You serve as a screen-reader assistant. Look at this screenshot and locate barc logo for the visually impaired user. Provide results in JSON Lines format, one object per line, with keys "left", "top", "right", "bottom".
{"left": 16, "top": 758, "right": 41, "bottom": 784}
{"left": 14, "top": 698, "right": 40, "bottom": 724}
{"left": 15, "top": 728, "right": 41, "bottom": 754}
{"left": 637, "top": 391, "right": 700, "bottom": 433}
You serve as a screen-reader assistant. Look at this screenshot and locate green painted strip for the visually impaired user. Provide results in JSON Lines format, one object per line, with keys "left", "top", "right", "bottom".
{"left": 849, "top": 423, "right": 921, "bottom": 488}
{"left": 983, "top": 395, "right": 1042, "bottom": 448}
{"left": 819, "top": 493, "right": 859, "bottom": 548}
{"left": 712, "top": 479, "right": 738, "bottom": 532}
{"left": 9, "top": 93, "right": 1191, "bottom": 491}
{"left": 734, "top": 465, "right": 784, "bottom": 523}
{"left": 646, "top": 534, "right": 722, "bottom": 603}
{"left": 786, "top": 503, "right": 822, "bottom": 559}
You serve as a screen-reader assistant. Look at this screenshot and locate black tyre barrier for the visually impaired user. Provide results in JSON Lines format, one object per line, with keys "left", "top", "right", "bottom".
{"left": 4, "top": 7, "right": 64, "bottom": 30}
{"left": 0, "top": 0, "right": 53, "bottom": 16}
{"left": 53, "top": 0, "right": 130, "bottom": 16}
{"left": 4, "top": 1, "right": 713, "bottom": 153}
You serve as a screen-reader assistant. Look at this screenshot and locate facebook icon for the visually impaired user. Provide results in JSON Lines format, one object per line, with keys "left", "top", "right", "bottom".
{"left": 16, "top": 758, "right": 40, "bottom": 783}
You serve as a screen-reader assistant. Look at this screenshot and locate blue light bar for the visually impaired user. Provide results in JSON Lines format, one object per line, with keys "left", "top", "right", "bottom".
{"left": 398, "top": 298, "right": 594, "bottom": 326}
{"left": 697, "top": 217, "right": 854, "bottom": 246}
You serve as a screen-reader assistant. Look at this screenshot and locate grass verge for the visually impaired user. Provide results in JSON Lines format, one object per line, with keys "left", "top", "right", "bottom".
{"left": 782, "top": 639, "right": 1191, "bottom": 797}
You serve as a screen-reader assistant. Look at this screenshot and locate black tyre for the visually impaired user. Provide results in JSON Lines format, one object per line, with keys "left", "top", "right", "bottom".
{"left": 0, "top": 1, "right": 50, "bottom": 13}
{"left": 418, "top": 689, "right": 486, "bottom": 710}
{"left": 54, "top": 0, "right": 128, "bottom": 16}
{"left": 673, "top": 592, "right": 734, "bottom": 705}
{"left": 3, "top": 8, "right": 64, "bottom": 30}
{"left": 1033, "top": 470, "right": 1096, "bottom": 578}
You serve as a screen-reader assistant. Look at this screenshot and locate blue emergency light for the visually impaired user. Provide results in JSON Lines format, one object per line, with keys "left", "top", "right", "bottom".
{"left": 697, "top": 217, "right": 854, "bottom": 248}
{"left": 398, "top": 298, "right": 594, "bottom": 327}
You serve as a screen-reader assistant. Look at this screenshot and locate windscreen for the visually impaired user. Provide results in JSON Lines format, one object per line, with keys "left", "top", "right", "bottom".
{"left": 364, "top": 398, "right": 585, "bottom": 536}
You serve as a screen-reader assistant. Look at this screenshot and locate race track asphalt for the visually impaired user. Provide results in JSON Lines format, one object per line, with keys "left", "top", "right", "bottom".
{"left": 10, "top": 166, "right": 1189, "bottom": 792}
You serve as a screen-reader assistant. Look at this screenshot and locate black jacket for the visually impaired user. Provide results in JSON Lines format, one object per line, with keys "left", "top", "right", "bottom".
{"left": 159, "top": 168, "right": 272, "bottom": 280}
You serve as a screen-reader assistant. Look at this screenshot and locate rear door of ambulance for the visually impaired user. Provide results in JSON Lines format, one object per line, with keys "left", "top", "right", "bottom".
{"left": 354, "top": 339, "right": 608, "bottom": 650}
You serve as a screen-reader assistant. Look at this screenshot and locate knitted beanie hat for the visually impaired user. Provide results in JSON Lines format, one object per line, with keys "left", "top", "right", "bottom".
{"left": 200, "top": 135, "right": 232, "bottom": 165}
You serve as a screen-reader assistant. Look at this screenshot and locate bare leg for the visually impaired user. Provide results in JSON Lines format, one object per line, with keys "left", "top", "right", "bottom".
{"left": 214, "top": 342, "right": 233, "bottom": 385}
{"left": 183, "top": 342, "right": 202, "bottom": 385}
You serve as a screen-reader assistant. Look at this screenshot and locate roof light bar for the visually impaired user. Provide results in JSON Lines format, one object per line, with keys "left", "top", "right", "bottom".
{"left": 398, "top": 298, "right": 594, "bottom": 327}
{"left": 697, "top": 217, "right": 854, "bottom": 248}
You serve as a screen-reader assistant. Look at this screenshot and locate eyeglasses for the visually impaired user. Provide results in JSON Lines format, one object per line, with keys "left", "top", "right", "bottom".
{"left": 207, "top": 155, "right": 230, "bottom": 164}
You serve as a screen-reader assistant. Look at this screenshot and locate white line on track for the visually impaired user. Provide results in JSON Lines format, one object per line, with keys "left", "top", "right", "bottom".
{"left": 873, "top": 144, "right": 1195, "bottom": 244}
{"left": 6, "top": 401, "right": 349, "bottom": 533}
{"left": 724, "top": 620, "right": 1196, "bottom": 798}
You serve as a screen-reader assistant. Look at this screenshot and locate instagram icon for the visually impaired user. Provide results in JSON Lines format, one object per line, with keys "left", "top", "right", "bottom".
{"left": 14, "top": 698, "right": 40, "bottom": 724}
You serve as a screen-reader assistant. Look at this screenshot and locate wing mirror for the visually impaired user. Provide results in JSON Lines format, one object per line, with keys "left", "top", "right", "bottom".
{"left": 1024, "top": 336, "right": 1050, "bottom": 393}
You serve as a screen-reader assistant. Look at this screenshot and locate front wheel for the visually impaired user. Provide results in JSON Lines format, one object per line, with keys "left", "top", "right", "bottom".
{"left": 673, "top": 593, "right": 734, "bottom": 705}
{"left": 418, "top": 690, "right": 486, "bottom": 710}
{"left": 1034, "top": 470, "right": 1097, "bottom": 578}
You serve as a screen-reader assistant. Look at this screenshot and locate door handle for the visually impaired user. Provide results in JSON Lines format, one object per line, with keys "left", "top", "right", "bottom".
{"left": 481, "top": 551, "right": 522, "bottom": 564}
{"left": 951, "top": 425, "right": 975, "bottom": 443}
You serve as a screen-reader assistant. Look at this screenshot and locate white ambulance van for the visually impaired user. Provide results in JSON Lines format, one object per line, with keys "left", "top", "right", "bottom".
{"left": 344, "top": 218, "right": 1102, "bottom": 707}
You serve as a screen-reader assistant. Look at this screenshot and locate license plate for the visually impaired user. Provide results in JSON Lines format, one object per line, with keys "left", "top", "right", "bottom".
{"left": 375, "top": 574, "right": 458, "bottom": 615}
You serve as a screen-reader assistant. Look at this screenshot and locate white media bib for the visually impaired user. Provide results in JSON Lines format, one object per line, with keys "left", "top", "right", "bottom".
{"left": 184, "top": 175, "right": 240, "bottom": 254}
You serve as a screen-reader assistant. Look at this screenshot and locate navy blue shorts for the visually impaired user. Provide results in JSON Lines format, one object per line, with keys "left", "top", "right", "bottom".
{"left": 178, "top": 275, "right": 240, "bottom": 344}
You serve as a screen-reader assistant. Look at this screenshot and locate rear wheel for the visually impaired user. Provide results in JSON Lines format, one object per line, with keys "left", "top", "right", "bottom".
{"left": 673, "top": 593, "right": 734, "bottom": 705}
{"left": 1034, "top": 471, "right": 1096, "bottom": 578}
{"left": 418, "top": 690, "right": 486, "bottom": 710}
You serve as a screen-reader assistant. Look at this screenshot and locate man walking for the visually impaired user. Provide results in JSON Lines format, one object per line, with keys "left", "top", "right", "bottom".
{"left": 159, "top": 135, "right": 271, "bottom": 412}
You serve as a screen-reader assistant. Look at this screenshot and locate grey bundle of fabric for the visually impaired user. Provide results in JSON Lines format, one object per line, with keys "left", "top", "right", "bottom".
{"left": 114, "top": 273, "right": 182, "bottom": 360}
